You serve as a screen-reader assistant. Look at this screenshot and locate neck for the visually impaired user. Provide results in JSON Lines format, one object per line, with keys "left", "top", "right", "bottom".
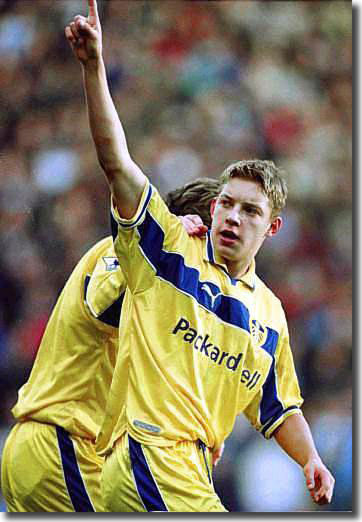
{"left": 225, "top": 258, "right": 251, "bottom": 280}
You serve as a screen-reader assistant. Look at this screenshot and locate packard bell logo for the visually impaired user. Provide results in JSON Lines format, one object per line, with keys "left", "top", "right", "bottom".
{"left": 172, "top": 317, "right": 262, "bottom": 390}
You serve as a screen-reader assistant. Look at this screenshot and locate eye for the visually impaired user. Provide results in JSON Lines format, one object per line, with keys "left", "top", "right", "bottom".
{"left": 244, "top": 205, "right": 259, "bottom": 215}
{"left": 220, "top": 198, "right": 232, "bottom": 208}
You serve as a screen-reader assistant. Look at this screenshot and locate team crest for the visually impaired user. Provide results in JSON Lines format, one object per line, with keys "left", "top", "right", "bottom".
{"left": 250, "top": 319, "right": 268, "bottom": 347}
{"left": 103, "top": 256, "right": 120, "bottom": 271}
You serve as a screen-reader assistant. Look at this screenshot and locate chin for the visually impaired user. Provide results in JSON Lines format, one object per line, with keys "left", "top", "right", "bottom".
{"left": 218, "top": 246, "right": 238, "bottom": 261}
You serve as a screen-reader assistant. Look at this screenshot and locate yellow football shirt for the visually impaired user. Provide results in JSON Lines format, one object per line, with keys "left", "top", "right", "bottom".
{"left": 12, "top": 236, "right": 126, "bottom": 439}
{"left": 96, "top": 182, "right": 303, "bottom": 455}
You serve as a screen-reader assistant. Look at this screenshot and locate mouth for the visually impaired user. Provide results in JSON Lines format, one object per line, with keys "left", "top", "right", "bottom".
{"left": 219, "top": 229, "right": 239, "bottom": 246}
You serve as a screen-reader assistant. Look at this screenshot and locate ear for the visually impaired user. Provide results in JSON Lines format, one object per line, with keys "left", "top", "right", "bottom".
{"left": 266, "top": 216, "right": 283, "bottom": 237}
{"left": 210, "top": 198, "right": 217, "bottom": 219}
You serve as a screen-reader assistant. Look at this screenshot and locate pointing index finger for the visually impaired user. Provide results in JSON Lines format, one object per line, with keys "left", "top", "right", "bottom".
{"left": 88, "top": 0, "right": 98, "bottom": 22}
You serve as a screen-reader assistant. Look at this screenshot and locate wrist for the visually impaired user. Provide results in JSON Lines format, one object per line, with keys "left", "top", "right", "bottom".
{"left": 304, "top": 451, "right": 322, "bottom": 467}
{"left": 81, "top": 56, "right": 103, "bottom": 72}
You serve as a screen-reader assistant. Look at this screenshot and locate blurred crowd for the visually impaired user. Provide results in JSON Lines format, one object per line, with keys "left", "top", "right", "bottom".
{"left": 0, "top": 0, "right": 352, "bottom": 512}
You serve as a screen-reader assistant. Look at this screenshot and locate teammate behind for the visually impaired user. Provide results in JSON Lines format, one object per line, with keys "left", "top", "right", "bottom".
{"left": 65, "top": 0, "right": 335, "bottom": 512}
{"left": 0, "top": 178, "right": 220, "bottom": 512}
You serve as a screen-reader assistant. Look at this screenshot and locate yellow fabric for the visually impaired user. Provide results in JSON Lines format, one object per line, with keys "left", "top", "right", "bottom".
{"left": 12, "top": 236, "right": 124, "bottom": 439}
{"left": 243, "top": 321, "right": 304, "bottom": 439}
{"left": 1, "top": 421, "right": 104, "bottom": 512}
{"left": 101, "top": 433, "right": 227, "bottom": 512}
{"left": 97, "top": 182, "right": 303, "bottom": 459}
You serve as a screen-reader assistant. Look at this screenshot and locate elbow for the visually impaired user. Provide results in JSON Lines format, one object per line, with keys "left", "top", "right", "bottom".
{"left": 99, "top": 162, "right": 124, "bottom": 188}
{"left": 96, "top": 151, "right": 127, "bottom": 181}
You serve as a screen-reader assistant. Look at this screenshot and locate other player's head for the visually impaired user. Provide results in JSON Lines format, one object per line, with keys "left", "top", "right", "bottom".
{"left": 165, "top": 178, "right": 221, "bottom": 229}
{"left": 210, "top": 160, "right": 287, "bottom": 274}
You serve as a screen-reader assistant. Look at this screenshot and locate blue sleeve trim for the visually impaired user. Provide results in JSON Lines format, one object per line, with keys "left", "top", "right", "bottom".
{"left": 110, "top": 184, "right": 153, "bottom": 238}
{"left": 110, "top": 210, "right": 118, "bottom": 241}
{"left": 84, "top": 275, "right": 124, "bottom": 328}
{"left": 261, "top": 405, "right": 301, "bottom": 437}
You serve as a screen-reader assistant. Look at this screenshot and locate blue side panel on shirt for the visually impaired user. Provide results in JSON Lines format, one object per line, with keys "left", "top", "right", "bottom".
{"left": 129, "top": 435, "right": 168, "bottom": 512}
{"left": 56, "top": 426, "right": 94, "bottom": 512}
{"left": 137, "top": 212, "right": 251, "bottom": 333}
{"left": 261, "top": 327, "right": 279, "bottom": 357}
{"left": 259, "top": 327, "right": 284, "bottom": 434}
{"left": 84, "top": 275, "right": 124, "bottom": 328}
{"left": 259, "top": 360, "right": 284, "bottom": 433}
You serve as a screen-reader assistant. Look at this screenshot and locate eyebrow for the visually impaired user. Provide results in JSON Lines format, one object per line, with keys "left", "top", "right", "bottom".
{"left": 219, "top": 193, "right": 264, "bottom": 214}
{"left": 243, "top": 202, "right": 264, "bottom": 214}
{"left": 219, "top": 193, "right": 233, "bottom": 201}
{"left": 220, "top": 193, "right": 262, "bottom": 206}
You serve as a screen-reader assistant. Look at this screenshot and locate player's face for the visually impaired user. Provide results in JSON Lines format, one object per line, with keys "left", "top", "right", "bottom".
{"left": 210, "top": 177, "right": 282, "bottom": 278}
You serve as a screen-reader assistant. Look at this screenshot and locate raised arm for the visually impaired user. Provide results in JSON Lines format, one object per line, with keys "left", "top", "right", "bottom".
{"left": 65, "top": 0, "right": 146, "bottom": 218}
{"left": 273, "top": 414, "right": 335, "bottom": 505}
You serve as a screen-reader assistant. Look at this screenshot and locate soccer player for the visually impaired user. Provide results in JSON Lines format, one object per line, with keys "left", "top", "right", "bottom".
{"left": 65, "top": 0, "right": 335, "bottom": 512}
{"left": 0, "top": 178, "right": 220, "bottom": 512}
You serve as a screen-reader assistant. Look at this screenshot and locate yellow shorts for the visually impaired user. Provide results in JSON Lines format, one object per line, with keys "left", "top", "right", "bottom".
{"left": 1, "top": 421, "right": 104, "bottom": 512}
{"left": 101, "top": 432, "right": 227, "bottom": 512}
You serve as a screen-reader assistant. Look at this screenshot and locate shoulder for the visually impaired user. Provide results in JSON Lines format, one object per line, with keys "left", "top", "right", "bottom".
{"left": 60, "top": 237, "right": 114, "bottom": 292}
{"left": 78, "top": 236, "right": 115, "bottom": 266}
{"left": 254, "top": 275, "right": 288, "bottom": 325}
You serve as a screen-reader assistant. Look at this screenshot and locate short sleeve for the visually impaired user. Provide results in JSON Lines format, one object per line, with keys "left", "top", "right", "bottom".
{"left": 84, "top": 248, "right": 127, "bottom": 329}
{"left": 243, "top": 318, "right": 303, "bottom": 439}
{"left": 110, "top": 181, "right": 191, "bottom": 294}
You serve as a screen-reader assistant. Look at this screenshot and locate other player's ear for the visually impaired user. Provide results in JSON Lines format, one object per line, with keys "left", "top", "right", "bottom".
{"left": 210, "top": 198, "right": 217, "bottom": 218}
{"left": 266, "top": 216, "right": 283, "bottom": 237}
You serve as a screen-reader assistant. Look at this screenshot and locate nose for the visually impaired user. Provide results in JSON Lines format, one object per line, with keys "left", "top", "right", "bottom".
{"left": 225, "top": 208, "right": 241, "bottom": 226}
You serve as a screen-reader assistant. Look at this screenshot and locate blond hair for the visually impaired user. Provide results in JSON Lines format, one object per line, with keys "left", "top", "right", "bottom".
{"left": 219, "top": 160, "right": 288, "bottom": 217}
{"left": 165, "top": 177, "right": 220, "bottom": 228}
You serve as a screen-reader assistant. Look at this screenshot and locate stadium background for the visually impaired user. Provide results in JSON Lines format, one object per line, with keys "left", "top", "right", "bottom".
{"left": 0, "top": 0, "right": 352, "bottom": 512}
